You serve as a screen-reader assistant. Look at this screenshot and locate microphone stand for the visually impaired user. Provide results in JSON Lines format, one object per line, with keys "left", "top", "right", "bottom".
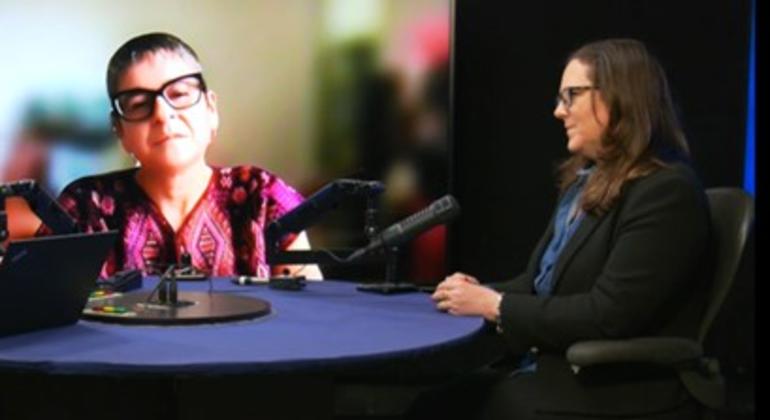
{"left": 266, "top": 179, "right": 387, "bottom": 266}
{"left": 353, "top": 194, "right": 417, "bottom": 293}
{"left": 364, "top": 195, "right": 379, "bottom": 241}
{"left": 175, "top": 252, "right": 209, "bottom": 281}
{"left": 384, "top": 245, "right": 399, "bottom": 284}
{"left": 145, "top": 265, "right": 193, "bottom": 308}
{"left": 355, "top": 244, "right": 417, "bottom": 294}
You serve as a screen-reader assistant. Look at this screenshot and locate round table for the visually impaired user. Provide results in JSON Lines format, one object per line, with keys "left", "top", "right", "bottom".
{"left": 0, "top": 279, "right": 498, "bottom": 420}
{"left": 0, "top": 279, "right": 490, "bottom": 375}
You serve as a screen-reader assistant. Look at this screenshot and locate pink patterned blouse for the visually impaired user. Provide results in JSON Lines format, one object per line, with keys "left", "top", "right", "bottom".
{"left": 46, "top": 166, "right": 304, "bottom": 278}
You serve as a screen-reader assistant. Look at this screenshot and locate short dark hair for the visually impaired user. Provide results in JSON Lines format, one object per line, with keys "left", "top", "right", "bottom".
{"left": 106, "top": 32, "right": 201, "bottom": 98}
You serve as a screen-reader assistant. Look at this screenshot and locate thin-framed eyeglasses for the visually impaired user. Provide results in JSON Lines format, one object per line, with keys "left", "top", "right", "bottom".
{"left": 555, "top": 85, "right": 598, "bottom": 109}
{"left": 111, "top": 72, "right": 207, "bottom": 122}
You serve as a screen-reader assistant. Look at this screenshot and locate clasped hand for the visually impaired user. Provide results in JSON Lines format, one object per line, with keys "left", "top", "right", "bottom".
{"left": 432, "top": 272, "right": 502, "bottom": 321}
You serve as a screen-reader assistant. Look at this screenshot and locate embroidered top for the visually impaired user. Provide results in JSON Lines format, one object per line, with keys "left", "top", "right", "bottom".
{"left": 42, "top": 166, "right": 303, "bottom": 278}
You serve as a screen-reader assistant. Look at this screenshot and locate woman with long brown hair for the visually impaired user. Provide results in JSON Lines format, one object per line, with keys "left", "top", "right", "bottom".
{"left": 422, "top": 38, "right": 710, "bottom": 419}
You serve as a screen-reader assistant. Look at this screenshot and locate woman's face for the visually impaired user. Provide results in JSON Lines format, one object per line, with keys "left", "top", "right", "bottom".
{"left": 114, "top": 50, "right": 219, "bottom": 173}
{"left": 553, "top": 59, "right": 608, "bottom": 160}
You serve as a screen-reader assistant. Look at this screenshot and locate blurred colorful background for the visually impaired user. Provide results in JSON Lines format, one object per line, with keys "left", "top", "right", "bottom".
{"left": 0, "top": 0, "right": 451, "bottom": 284}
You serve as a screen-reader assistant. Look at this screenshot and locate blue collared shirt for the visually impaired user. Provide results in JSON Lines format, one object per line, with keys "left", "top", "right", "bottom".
{"left": 533, "top": 166, "right": 594, "bottom": 296}
{"left": 516, "top": 166, "right": 594, "bottom": 374}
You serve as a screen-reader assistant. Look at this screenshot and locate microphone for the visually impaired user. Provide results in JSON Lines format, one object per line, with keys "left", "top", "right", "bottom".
{"left": 347, "top": 194, "right": 460, "bottom": 262}
{"left": 265, "top": 179, "right": 385, "bottom": 259}
{"left": 267, "top": 179, "right": 384, "bottom": 238}
{"left": 0, "top": 180, "right": 77, "bottom": 236}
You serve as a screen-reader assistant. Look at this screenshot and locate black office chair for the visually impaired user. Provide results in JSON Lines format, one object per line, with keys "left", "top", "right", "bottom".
{"left": 565, "top": 187, "right": 754, "bottom": 418}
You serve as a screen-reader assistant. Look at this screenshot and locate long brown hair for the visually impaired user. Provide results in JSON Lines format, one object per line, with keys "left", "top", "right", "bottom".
{"left": 557, "top": 39, "right": 690, "bottom": 215}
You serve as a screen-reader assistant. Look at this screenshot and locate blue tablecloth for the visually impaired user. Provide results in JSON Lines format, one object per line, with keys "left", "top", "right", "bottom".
{"left": 0, "top": 280, "right": 486, "bottom": 376}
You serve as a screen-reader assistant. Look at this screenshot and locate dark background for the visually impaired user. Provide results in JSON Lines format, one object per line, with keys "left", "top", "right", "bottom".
{"left": 447, "top": 2, "right": 754, "bottom": 417}
{"left": 449, "top": 0, "right": 751, "bottom": 281}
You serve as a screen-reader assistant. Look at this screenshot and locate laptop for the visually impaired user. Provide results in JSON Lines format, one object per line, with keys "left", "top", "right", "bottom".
{"left": 0, "top": 230, "right": 118, "bottom": 337}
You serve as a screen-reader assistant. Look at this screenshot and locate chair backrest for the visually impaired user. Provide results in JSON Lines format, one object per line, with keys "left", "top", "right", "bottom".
{"left": 698, "top": 187, "right": 754, "bottom": 343}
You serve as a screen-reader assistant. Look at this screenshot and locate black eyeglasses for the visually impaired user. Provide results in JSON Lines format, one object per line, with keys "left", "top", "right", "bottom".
{"left": 111, "top": 73, "right": 207, "bottom": 122}
{"left": 555, "top": 85, "right": 598, "bottom": 109}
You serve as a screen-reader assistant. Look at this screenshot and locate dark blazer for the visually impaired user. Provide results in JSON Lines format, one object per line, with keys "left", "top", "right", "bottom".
{"left": 488, "top": 162, "right": 711, "bottom": 419}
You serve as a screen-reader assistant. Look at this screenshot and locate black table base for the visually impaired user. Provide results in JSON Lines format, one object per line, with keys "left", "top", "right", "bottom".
{"left": 83, "top": 291, "right": 271, "bottom": 325}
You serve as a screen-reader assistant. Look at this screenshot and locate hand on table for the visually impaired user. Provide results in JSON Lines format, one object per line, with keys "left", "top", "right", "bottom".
{"left": 432, "top": 272, "right": 502, "bottom": 322}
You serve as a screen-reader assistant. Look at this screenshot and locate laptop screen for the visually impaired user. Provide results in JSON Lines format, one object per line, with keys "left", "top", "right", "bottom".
{"left": 0, "top": 230, "right": 118, "bottom": 337}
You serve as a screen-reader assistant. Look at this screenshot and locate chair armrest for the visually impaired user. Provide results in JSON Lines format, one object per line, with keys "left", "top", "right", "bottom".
{"left": 566, "top": 337, "right": 724, "bottom": 409}
{"left": 566, "top": 337, "right": 702, "bottom": 368}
